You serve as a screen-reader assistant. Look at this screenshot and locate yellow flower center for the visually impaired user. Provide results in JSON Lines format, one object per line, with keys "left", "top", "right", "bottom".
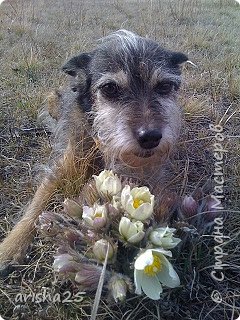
{"left": 94, "top": 212, "right": 103, "bottom": 218}
{"left": 144, "top": 254, "right": 162, "bottom": 276}
{"left": 133, "top": 198, "right": 144, "bottom": 209}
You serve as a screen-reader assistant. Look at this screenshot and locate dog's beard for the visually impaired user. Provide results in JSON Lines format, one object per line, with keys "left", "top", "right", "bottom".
{"left": 120, "top": 141, "right": 172, "bottom": 168}
{"left": 99, "top": 139, "right": 172, "bottom": 169}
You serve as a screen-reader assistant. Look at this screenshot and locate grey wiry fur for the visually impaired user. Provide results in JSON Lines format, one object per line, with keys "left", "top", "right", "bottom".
{"left": 0, "top": 30, "right": 188, "bottom": 273}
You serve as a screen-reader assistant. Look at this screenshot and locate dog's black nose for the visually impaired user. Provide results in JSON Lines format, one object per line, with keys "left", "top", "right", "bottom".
{"left": 137, "top": 129, "right": 162, "bottom": 149}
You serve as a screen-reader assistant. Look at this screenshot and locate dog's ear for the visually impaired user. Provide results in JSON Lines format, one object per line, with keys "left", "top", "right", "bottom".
{"left": 62, "top": 53, "right": 92, "bottom": 77}
{"left": 62, "top": 53, "right": 93, "bottom": 114}
{"left": 62, "top": 52, "right": 93, "bottom": 94}
{"left": 170, "top": 52, "right": 188, "bottom": 66}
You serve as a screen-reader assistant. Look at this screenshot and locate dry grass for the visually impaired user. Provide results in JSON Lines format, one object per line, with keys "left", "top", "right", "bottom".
{"left": 0, "top": 0, "right": 239, "bottom": 319}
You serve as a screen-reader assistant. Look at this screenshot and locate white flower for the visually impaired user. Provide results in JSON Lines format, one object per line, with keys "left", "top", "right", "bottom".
{"left": 93, "top": 170, "right": 122, "bottom": 196}
{"left": 134, "top": 248, "right": 180, "bottom": 300}
{"left": 121, "top": 185, "right": 154, "bottom": 221}
{"left": 82, "top": 203, "right": 107, "bottom": 229}
{"left": 119, "top": 217, "right": 145, "bottom": 244}
{"left": 149, "top": 227, "right": 181, "bottom": 249}
{"left": 92, "top": 239, "right": 115, "bottom": 262}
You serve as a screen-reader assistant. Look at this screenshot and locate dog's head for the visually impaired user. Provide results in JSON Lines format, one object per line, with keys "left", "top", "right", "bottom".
{"left": 62, "top": 30, "right": 188, "bottom": 168}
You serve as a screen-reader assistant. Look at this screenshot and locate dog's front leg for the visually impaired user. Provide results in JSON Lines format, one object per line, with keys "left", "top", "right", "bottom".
{"left": 0, "top": 141, "right": 89, "bottom": 276}
{"left": 0, "top": 177, "right": 57, "bottom": 275}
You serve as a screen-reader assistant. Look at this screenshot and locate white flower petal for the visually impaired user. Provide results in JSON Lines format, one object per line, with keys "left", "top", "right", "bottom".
{"left": 141, "top": 274, "right": 163, "bottom": 300}
{"left": 128, "top": 231, "right": 145, "bottom": 244}
{"left": 121, "top": 185, "right": 132, "bottom": 208}
{"left": 152, "top": 248, "right": 173, "bottom": 258}
{"left": 119, "top": 217, "right": 127, "bottom": 233}
{"left": 134, "top": 249, "right": 154, "bottom": 270}
{"left": 161, "top": 237, "right": 181, "bottom": 249}
{"left": 112, "top": 195, "right": 122, "bottom": 211}
{"left": 134, "top": 269, "right": 143, "bottom": 295}
{"left": 119, "top": 217, "right": 132, "bottom": 236}
{"left": 126, "top": 222, "right": 138, "bottom": 237}
{"left": 131, "top": 203, "right": 153, "bottom": 220}
{"left": 156, "top": 255, "right": 180, "bottom": 288}
{"left": 131, "top": 187, "right": 150, "bottom": 201}
{"left": 82, "top": 206, "right": 94, "bottom": 219}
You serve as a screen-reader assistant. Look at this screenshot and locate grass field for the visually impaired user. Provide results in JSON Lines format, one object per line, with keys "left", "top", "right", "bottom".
{"left": 0, "top": 0, "right": 239, "bottom": 319}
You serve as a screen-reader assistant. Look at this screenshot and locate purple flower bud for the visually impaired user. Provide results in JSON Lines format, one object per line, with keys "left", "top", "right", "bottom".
{"left": 75, "top": 263, "right": 108, "bottom": 291}
{"left": 155, "top": 192, "right": 179, "bottom": 222}
{"left": 182, "top": 195, "right": 198, "bottom": 217}
{"left": 38, "top": 212, "right": 60, "bottom": 236}
{"left": 63, "top": 229, "right": 83, "bottom": 245}
{"left": 63, "top": 198, "right": 82, "bottom": 218}
{"left": 53, "top": 253, "right": 80, "bottom": 275}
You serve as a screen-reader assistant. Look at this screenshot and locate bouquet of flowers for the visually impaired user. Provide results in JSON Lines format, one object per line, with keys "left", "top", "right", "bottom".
{"left": 37, "top": 170, "right": 184, "bottom": 302}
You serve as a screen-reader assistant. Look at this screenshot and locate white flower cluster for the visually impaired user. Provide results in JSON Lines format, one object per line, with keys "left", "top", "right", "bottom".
{"left": 52, "top": 170, "right": 182, "bottom": 301}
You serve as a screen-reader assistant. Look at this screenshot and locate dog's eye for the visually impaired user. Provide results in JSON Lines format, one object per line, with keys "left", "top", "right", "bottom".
{"left": 154, "top": 82, "right": 174, "bottom": 95}
{"left": 100, "top": 82, "right": 120, "bottom": 98}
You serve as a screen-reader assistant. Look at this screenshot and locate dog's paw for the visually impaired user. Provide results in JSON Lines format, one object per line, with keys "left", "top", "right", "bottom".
{"left": 0, "top": 247, "right": 22, "bottom": 278}
{"left": 0, "top": 259, "right": 18, "bottom": 278}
